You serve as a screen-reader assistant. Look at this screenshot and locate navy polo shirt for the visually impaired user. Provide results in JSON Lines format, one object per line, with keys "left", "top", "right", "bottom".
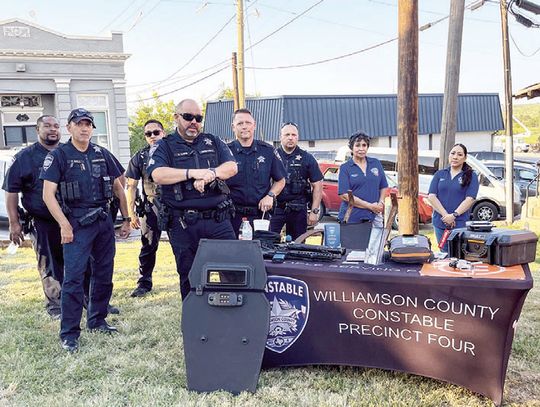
{"left": 276, "top": 146, "right": 323, "bottom": 203}
{"left": 2, "top": 142, "right": 56, "bottom": 219}
{"left": 147, "top": 130, "right": 235, "bottom": 210}
{"left": 428, "top": 167, "right": 480, "bottom": 229}
{"left": 337, "top": 157, "right": 388, "bottom": 222}
{"left": 226, "top": 139, "right": 286, "bottom": 207}
{"left": 40, "top": 140, "right": 123, "bottom": 209}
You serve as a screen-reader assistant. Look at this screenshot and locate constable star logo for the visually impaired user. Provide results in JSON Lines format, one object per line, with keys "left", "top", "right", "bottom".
{"left": 295, "top": 155, "right": 302, "bottom": 161}
{"left": 204, "top": 138, "right": 213, "bottom": 146}
{"left": 257, "top": 156, "right": 266, "bottom": 164}
{"left": 265, "top": 276, "right": 309, "bottom": 353}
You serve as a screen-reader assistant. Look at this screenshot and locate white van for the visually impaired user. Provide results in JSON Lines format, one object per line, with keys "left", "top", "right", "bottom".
{"left": 335, "top": 146, "right": 521, "bottom": 222}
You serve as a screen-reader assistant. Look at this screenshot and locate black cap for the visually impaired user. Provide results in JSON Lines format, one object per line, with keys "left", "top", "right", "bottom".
{"left": 67, "top": 108, "right": 96, "bottom": 128}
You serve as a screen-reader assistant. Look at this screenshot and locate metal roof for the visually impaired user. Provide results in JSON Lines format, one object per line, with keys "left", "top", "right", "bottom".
{"left": 204, "top": 93, "right": 504, "bottom": 142}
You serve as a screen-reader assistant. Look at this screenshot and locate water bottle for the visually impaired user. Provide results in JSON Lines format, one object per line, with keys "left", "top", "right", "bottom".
{"left": 6, "top": 242, "right": 19, "bottom": 255}
{"left": 239, "top": 217, "right": 253, "bottom": 240}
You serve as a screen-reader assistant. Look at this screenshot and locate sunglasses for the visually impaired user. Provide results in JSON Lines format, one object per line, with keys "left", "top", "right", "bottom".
{"left": 281, "top": 121, "right": 298, "bottom": 130}
{"left": 178, "top": 112, "right": 203, "bottom": 123}
{"left": 144, "top": 130, "right": 162, "bottom": 137}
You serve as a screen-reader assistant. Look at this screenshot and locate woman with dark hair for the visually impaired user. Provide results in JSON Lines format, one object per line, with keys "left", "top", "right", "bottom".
{"left": 428, "top": 143, "right": 479, "bottom": 252}
{"left": 337, "top": 131, "right": 388, "bottom": 223}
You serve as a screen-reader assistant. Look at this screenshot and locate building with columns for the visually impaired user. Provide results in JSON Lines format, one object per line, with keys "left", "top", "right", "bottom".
{"left": 0, "top": 19, "right": 130, "bottom": 166}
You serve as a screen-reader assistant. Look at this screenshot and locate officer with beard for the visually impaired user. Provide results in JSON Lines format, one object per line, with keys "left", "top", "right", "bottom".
{"left": 3, "top": 115, "right": 64, "bottom": 319}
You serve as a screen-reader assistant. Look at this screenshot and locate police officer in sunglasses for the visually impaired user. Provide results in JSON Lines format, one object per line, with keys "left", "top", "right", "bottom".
{"left": 147, "top": 99, "right": 238, "bottom": 300}
{"left": 125, "top": 119, "right": 166, "bottom": 297}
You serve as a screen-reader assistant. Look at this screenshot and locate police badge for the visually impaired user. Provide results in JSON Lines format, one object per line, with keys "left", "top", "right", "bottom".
{"left": 265, "top": 276, "right": 309, "bottom": 353}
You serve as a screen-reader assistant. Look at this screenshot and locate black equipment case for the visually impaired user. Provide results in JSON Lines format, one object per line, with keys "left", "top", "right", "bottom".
{"left": 447, "top": 227, "right": 538, "bottom": 266}
{"left": 388, "top": 234, "right": 433, "bottom": 264}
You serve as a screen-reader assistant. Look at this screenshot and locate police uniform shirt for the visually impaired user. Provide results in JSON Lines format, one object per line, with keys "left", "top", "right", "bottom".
{"left": 126, "top": 145, "right": 158, "bottom": 202}
{"left": 428, "top": 167, "right": 480, "bottom": 229}
{"left": 2, "top": 142, "right": 56, "bottom": 219}
{"left": 146, "top": 130, "right": 235, "bottom": 210}
{"left": 227, "top": 139, "right": 287, "bottom": 207}
{"left": 276, "top": 146, "right": 323, "bottom": 203}
{"left": 337, "top": 157, "right": 388, "bottom": 222}
{"left": 39, "top": 140, "right": 123, "bottom": 209}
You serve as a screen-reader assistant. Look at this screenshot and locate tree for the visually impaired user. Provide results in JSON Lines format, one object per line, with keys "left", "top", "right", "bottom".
{"left": 129, "top": 93, "right": 176, "bottom": 154}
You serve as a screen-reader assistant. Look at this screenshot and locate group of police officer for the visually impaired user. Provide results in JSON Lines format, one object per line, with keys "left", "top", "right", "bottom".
{"left": 3, "top": 99, "right": 323, "bottom": 352}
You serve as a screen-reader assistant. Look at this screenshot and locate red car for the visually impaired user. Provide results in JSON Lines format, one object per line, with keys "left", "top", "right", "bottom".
{"left": 319, "top": 162, "right": 433, "bottom": 226}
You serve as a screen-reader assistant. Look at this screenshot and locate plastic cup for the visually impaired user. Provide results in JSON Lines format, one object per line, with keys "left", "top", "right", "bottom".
{"left": 253, "top": 219, "right": 270, "bottom": 231}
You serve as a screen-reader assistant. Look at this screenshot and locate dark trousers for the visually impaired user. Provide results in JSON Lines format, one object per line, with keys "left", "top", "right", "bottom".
{"left": 136, "top": 209, "right": 162, "bottom": 290}
{"left": 168, "top": 215, "right": 235, "bottom": 300}
{"left": 269, "top": 207, "right": 308, "bottom": 241}
{"left": 30, "top": 218, "right": 63, "bottom": 313}
{"left": 60, "top": 215, "right": 115, "bottom": 340}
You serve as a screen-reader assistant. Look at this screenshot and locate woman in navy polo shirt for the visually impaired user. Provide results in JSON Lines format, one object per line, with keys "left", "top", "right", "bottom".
{"left": 428, "top": 143, "right": 479, "bottom": 252}
{"left": 337, "top": 132, "right": 388, "bottom": 224}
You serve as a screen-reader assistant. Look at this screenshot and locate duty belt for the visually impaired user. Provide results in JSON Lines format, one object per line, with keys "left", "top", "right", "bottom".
{"left": 276, "top": 200, "right": 306, "bottom": 210}
{"left": 70, "top": 205, "right": 110, "bottom": 218}
{"left": 171, "top": 208, "right": 219, "bottom": 220}
{"left": 235, "top": 205, "right": 259, "bottom": 216}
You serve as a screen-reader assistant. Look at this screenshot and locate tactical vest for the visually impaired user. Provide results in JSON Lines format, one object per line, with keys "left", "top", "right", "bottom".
{"left": 162, "top": 133, "right": 221, "bottom": 204}
{"left": 56, "top": 142, "right": 113, "bottom": 210}
{"left": 278, "top": 147, "right": 310, "bottom": 203}
{"left": 19, "top": 143, "right": 55, "bottom": 219}
{"left": 138, "top": 146, "right": 159, "bottom": 202}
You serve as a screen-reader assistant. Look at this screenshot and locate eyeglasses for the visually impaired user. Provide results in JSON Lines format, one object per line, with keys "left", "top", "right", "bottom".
{"left": 144, "top": 130, "right": 162, "bottom": 137}
{"left": 178, "top": 112, "right": 203, "bottom": 123}
{"left": 281, "top": 121, "right": 298, "bottom": 130}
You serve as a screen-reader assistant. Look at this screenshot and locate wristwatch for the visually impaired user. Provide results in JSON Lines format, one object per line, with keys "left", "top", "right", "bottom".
{"left": 122, "top": 216, "right": 132, "bottom": 222}
{"left": 452, "top": 211, "right": 459, "bottom": 218}
{"left": 267, "top": 191, "right": 276, "bottom": 199}
{"left": 312, "top": 208, "right": 320, "bottom": 215}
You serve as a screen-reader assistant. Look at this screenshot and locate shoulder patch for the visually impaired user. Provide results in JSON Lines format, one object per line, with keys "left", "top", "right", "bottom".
{"left": 42, "top": 154, "right": 54, "bottom": 171}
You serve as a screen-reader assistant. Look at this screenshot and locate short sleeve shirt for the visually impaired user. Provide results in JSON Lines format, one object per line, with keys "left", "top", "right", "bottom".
{"left": 226, "top": 140, "right": 287, "bottom": 207}
{"left": 2, "top": 142, "right": 55, "bottom": 219}
{"left": 428, "top": 167, "right": 480, "bottom": 229}
{"left": 276, "top": 146, "right": 323, "bottom": 203}
{"left": 337, "top": 157, "right": 388, "bottom": 222}
{"left": 39, "top": 140, "right": 123, "bottom": 209}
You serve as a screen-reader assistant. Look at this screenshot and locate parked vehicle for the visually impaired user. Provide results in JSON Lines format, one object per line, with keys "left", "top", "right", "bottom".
{"left": 319, "top": 162, "right": 433, "bottom": 225}
{"left": 309, "top": 150, "right": 337, "bottom": 162}
{"left": 469, "top": 151, "right": 539, "bottom": 166}
{"left": 0, "top": 149, "right": 17, "bottom": 221}
{"left": 483, "top": 160, "right": 538, "bottom": 204}
{"left": 334, "top": 147, "right": 522, "bottom": 222}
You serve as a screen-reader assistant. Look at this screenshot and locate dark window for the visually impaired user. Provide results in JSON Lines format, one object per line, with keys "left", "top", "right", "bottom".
{"left": 4, "top": 126, "right": 37, "bottom": 147}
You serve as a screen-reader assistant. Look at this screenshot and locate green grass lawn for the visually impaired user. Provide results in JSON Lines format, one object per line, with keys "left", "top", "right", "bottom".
{"left": 0, "top": 231, "right": 539, "bottom": 406}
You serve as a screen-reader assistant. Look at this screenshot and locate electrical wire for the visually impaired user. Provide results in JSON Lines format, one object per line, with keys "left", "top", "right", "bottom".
{"left": 509, "top": 32, "right": 540, "bottom": 56}
{"left": 98, "top": 0, "right": 140, "bottom": 34}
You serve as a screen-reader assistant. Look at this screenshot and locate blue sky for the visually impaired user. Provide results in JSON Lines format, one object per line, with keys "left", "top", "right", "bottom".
{"left": 4, "top": 0, "right": 540, "bottom": 109}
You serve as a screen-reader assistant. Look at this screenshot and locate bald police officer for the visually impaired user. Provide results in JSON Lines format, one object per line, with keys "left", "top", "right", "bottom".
{"left": 226, "top": 108, "right": 286, "bottom": 235}
{"left": 147, "top": 99, "right": 237, "bottom": 300}
{"left": 270, "top": 122, "right": 323, "bottom": 240}
{"left": 41, "top": 108, "right": 131, "bottom": 352}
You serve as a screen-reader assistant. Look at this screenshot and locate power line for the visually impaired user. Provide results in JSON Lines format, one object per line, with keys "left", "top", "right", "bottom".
{"left": 98, "top": 0, "right": 139, "bottom": 34}
{"left": 509, "top": 32, "right": 540, "bottom": 56}
{"left": 127, "top": 65, "right": 228, "bottom": 103}
{"left": 246, "top": 0, "right": 325, "bottom": 51}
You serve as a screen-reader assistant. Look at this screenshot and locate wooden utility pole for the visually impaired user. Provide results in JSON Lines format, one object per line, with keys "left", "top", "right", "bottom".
{"left": 397, "top": 0, "right": 418, "bottom": 234}
{"left": 236, "top": 0, "right": 246, "bottom": 109}
{"left": 397, "top": 0, "right": 419, "bottom": 235}
{"left": 231, "top": 52, "right": 239, "bottom": 111}
{"left": 439, "top": 0, "right": 465, "bottom": 169}
{"left": 500, "top": 0, "right": 514, "bottom": 223}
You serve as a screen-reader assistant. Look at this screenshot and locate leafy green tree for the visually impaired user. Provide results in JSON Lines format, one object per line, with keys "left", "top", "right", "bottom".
{"left": 129, "top": 93, "right": 176, "bottom": 154}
